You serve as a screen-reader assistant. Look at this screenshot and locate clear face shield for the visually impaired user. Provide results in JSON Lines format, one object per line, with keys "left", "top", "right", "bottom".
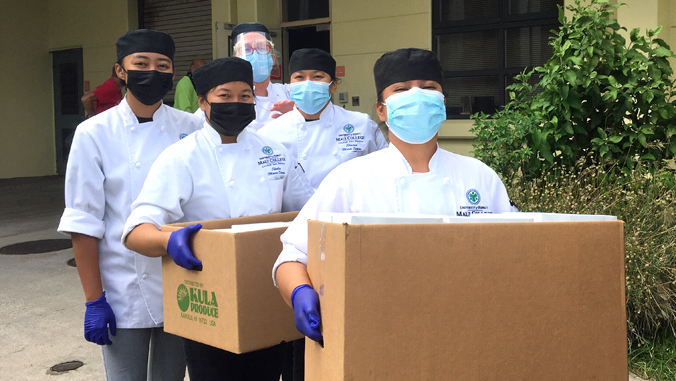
{"left": 233, "top": 31, "right": 275, "bottom": 82}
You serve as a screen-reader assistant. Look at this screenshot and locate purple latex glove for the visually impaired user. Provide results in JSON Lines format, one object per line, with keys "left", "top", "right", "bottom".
{"left": 291, "top": 284, "right": 323, "bottom": 342}
{"left": 84, "top": 291, "right": 117, "bottom": 345}
{"left": 167, "top": 224, "right": 202, "bottom": 270}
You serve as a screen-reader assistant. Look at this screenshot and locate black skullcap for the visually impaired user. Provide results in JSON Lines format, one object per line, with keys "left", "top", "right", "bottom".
{"left": 192, "top": 57, "right": 254, "bottom": 95}
{"left": 231, "top": 22, "right": 270, "bottom": 42}
{"left": 116, "top": 29, "right": 175, "bottom": 62}
{"left": 373, "top": 48, "right": 443, "bottom": 95}
{"left": 289, "top": 48, "right": 336, "bottom": 80}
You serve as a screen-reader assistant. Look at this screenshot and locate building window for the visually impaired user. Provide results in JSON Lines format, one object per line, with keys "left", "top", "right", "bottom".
{"left": 433, "top": 0, "right": 563, "bottom": 118}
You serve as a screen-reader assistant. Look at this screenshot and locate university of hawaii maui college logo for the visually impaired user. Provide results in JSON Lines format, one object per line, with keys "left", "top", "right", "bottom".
{"left": 343, "top": 124, "right": 354, "bottom": 133}
{"left": 466, "top": 189, "right": 481, "bottom": 205}
{"left": 262, "top": 146, "right": 274, "bottom": 156}
{"left": 179, "top": 133, "right": 188, "bottom": 140}
{"left": 177, "top": 284, "right": 190, "bottom": 312}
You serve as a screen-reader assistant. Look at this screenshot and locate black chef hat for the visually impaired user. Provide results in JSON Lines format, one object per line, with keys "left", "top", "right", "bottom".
{"left": 116, "top": 29, "right": 175, "bottom": 63}
{"left": 373, "top": 48, "right": 444, "bottom": 96}
{"left": 289, "top": 48, "right": 336, "bottom": 80}
{"left": 231, "top": 22, "right": 271, "bottom": 42}
{"left": 192, "top": 57, "right": 254, "bottom": 95}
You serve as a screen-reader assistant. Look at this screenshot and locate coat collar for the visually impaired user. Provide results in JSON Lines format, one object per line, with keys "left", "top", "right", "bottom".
{"left": 289, "top": 101, "right": 335, "bottom": 126}
{"left": 387, "top": 142, "right": 442, "bottom": 174}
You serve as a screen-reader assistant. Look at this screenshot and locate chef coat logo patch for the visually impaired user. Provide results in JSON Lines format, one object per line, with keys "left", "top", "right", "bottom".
{"left": 466, "top": 189, "right": 481, "bottom": 205}
{"left": 336, "top": 125, "right": 365, "bottom": 152}
{"left": 262, "top": 146, "right": 274, "bottom": 156}
{"left": 179, "top": 133, "right": 188, "bottom": 140}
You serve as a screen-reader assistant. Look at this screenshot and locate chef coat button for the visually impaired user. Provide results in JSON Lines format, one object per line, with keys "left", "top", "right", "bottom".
{"left": 260, "top": 177, "right": 265, "bottom": 183}
{"left": 302, "top": 154, "right": 308, "bottom": 160}
{"left": 399, "top": 178, "right": 406, "bottom": 185}
{"left": 246, "top": 145, "right": 252, "bottom": 151}
{"left": 141, "top": 273, "right": 148, "bottom": 280}
{"left": 229, "top": 180, "right": 235, "bottom": 187}
{"left": 160, "top": 126, "right": 166, "bottom": 132}
{"left": 135, "top": 162, "right": 141, "bottom": 168}
{"left": 443, "top": 177, "right": 450, "bottom": 185}
{"left": 332, "top": 151, "right": 338, "bottom": 156}
{"left": 130, "top": 127, "right": 136, "bottom": 133}
{"left": 219, "top": 147, "right": 224, "bottom": 153}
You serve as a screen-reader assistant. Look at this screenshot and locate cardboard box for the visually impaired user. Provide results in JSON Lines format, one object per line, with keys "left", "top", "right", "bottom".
{"left": 306, "top": 220, "right": 627, "bottom": 380}
{"left": 161, "top": 212, "right": 302, "bottom": 354}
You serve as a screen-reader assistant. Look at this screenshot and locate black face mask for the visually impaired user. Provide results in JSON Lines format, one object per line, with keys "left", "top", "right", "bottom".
{"left": 206, "top": 101, "right": 256, "bottom": 136}
{"left": 124, "top": 69, "right": 174, "bottom": 106}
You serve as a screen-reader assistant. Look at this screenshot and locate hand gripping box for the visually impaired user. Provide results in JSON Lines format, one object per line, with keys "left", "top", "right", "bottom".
{"left": 305, "top": 220, "right": 627, "bottom": 380}
{"left": 161, "top": 212, "right": 302, "bottom": 354}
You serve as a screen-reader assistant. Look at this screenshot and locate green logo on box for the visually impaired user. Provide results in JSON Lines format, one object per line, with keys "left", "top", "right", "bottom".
{"left": 177, "top": 284, "right": 190, "bottom": 312}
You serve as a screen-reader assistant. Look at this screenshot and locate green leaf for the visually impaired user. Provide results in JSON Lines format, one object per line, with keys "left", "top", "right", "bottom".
{"left": 638, "top": 134, "right": 647, "bottom": 147}
{"left": 551, "top": 115, "right": 558, "bottom": 128}
{"left": 653, "top": 46, "right": 674, "bottom": 58}
{"left": 630, "top": 28, "right": 640, "bottom": 42}
{"left": 564, "top": 122, "right": 574, "bottom": 135}
{"left": 640, "top": 153, "right": 656, "bottom": 160}
{"left": 608, "top": 75, "right": 619, "bottom": 87}
{"left": 608, "top": 135, "right": 623, "bottom": 143}
{"left": 564, "top": 70, "right": 577, "bottom": 85}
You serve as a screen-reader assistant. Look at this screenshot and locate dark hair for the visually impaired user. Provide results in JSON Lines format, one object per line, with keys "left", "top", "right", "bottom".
{"left": 377, "top": 91, "right": 384, "bottom": 104}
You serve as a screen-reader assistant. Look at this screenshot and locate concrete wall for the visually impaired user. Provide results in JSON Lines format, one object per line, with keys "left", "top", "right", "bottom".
{"left": 0, "top": 0, "right": 54, "bottom": 179}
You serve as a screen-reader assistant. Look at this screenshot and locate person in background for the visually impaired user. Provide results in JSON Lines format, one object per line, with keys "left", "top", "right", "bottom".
{"left": 273, "top": 48, "right": 517, "bottom": 372}
{"left": 258, "top": 48, "right": 388, "bottom": 191}
{"left": 57, "top": 29, "right": 202, "bottom": 381}
{"left": 231, "top": 22, "right": 295, "bottom": 130}
{"left": 81, "top": 65, "right": 125, "bottom": 117}
{"left": 259, "top": 47, "right": 387, "bottom": 381}
{"left": 122, "top": 57, "right": 312, "bottom": 381}
{"left": 174, "top": 58, "right": 206, "bottom": 113}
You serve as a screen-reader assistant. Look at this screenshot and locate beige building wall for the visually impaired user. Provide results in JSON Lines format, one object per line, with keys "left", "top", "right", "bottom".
{"left": 0, "top": 0, "right": 136, "bottom": 179}
{"left": 0, "top": 0, "right": 54, "bottom": 179}
{"left": 49, "top": 0, "right": 137, "bottom": 95}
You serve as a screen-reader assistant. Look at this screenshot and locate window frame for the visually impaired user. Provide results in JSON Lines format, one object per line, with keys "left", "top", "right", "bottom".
{"left": 432, "top": 0, "right": 561, "bottom": 119}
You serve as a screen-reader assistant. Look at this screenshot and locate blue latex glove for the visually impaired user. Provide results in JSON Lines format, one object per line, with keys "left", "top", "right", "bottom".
{"left": 291, "top": 284, "right": 323, "bottom": 342}
{"left": 84, "top": 291, "right": 116, "bottom": 345}
{"left": 167, "top": 224, "right": 203, "bottom": 270}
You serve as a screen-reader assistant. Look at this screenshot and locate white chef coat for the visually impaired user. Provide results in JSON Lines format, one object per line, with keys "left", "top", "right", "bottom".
{"left": 250, "top": 82, "right": 291, "bottom": 131}
{"left": 194, "top": 107, "right": 205, "bottom": 121}
{"left": 272, "top": 143, "right": 516, "bottom": 285}
{"left": 58, "top": 98, "right": 202, "bottom": 328}
{"left": 122, "top": 123, "right": 313, "bottom": 241}
{"left": 257, "top": 102, "right": 388, "bottom": 190}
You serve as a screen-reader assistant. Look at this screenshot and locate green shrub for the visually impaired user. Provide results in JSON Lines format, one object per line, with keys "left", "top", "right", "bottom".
{"left": 506, "top": 161, "right": 676, "bottom": 343}
{"left": 472, "top": 0, "right": 676, "bottom": 177}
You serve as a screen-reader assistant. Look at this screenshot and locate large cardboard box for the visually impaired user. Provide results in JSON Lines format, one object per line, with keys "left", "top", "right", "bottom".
{"left": 306, "top": 220, "right": 627, "bottom": 380}
{"left": 161, "top": 212, "right": 302, "bottom": 354}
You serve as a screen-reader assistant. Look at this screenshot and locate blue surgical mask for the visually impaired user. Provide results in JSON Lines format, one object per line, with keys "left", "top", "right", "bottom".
{"left": 384, "top": 87, "right": 446, "bottom": 144}
{"left": 290, "top": 80, "right": 332, "bottom": 115}
{"left": 245, "top": 51, "right": 274, "bottom": 83}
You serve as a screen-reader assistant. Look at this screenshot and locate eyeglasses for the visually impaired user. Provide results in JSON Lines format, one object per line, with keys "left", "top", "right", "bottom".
{"left": 236, "top": 43, "right": 273, "bottom": 56}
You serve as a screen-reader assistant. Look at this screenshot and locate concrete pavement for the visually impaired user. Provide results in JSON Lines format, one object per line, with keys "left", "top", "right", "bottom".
{"left": 0, "top": 176, "right": 649, "bottom": 380}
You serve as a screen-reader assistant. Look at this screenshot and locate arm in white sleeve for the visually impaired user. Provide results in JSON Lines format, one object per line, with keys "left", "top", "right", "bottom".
{"left": 272, "top": 167, "right": 352, "bottom": 286}
{"left": 121, "top": 150, "right": 194, "bottom": 246}
{"left": 58, "top": 127, "right": 106, "bottom": 238}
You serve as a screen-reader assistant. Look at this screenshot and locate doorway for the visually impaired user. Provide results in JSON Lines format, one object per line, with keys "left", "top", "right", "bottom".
{"left": 283, "top": 25, "right": 331, "bottom": 82}
{"left": 52, "top": 48, "right": 84, "bottom": 176}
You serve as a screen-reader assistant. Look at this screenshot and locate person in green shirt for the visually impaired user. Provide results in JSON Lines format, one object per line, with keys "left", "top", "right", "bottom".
{"left": 174, "top": 59, "right": 206, "bottom": 113}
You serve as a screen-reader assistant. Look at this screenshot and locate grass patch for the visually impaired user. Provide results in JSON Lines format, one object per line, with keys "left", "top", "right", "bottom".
{"left": 629, "top": 328, "right": 676, "bottom": 381}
